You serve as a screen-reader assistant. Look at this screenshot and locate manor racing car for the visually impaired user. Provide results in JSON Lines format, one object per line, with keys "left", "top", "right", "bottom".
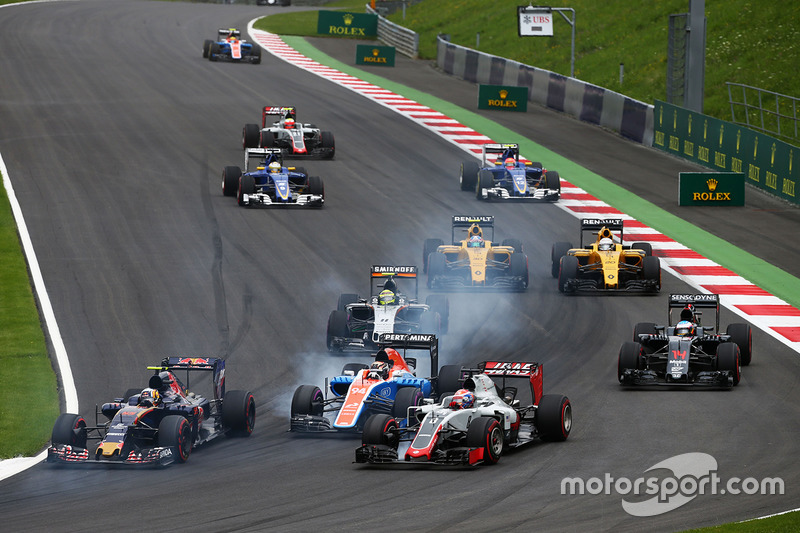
{"left": 47, "top": 357, "right": 255, "bottom": 466}
{"left": 355, "top": 361, "right": 572, "bottom": 466}
{"left": 203, "top": 28, "right": 261, "bottom": 64}
{"left": 461, "top": 143, "right": 560, "bottom": 201}
{"left": 242, "top": 106, "right": 335, "bottom": 159}
{"left": 327, "top": 265, "right": 450, "bottom": 352}
{"left": 423, "top": 215, "right": 528, "bottom": 291}
{"left": 618, "top": 293, "right": 753, "bottom": 388}
{"left": 551, "top": 218, "right": 660, "bottom": 293}
{"left": 222, "top": 148, "right": 324, "bottom": 207}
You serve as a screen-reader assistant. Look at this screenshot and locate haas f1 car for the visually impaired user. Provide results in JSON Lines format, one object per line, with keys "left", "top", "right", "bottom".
{"left": 48, "top": 357, "right": 255, "bottom": 467}
{"left": 203, "top": 28, "right": 261, "bottom": 64}
{"left": 327, "top": 265, "right": 450, "bottom": 352}
{"left": 461, "top": 143, "right": 560, "bottom": 201}
{"left": 618, "top": 293, "right": 753, "bottom": 388}
{"left": 242, "top": 106, "right": 335, "bottom": 159}
{"left": 355, "top": 361, "right": 572, "bottom": 466}
{"left": 552, "top": 218, "right": 661, "bottom": 293}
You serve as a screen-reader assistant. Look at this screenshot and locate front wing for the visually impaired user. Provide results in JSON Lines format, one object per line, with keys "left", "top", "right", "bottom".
{"left": 47, "top": 444, "right": 176, "bottom": 467}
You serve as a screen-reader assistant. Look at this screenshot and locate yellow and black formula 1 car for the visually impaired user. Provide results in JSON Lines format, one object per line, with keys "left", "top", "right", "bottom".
{"left": 551, "top": 218, "right": 660, "bottom": 294}
{"left": 423, "top": 216, "right": 528, "bottom": 291}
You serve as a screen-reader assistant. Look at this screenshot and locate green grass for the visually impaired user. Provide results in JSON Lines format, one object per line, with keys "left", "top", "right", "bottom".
{"left": 687, "top": 511, "right": 800, "bottom": 532}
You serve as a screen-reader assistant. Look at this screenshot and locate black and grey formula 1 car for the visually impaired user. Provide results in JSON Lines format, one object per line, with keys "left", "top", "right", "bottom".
{"left": 242, "top": 106, "right": 335, "bottom": 159}
{"left": 47, "top": 357, "right": 255, "bottom": 467}
{"left": 203, "top": 28, "right": 261, "bottom": 64}
{"left": 618, "top": 293, "right": 753, "bottom": 388}
{"left": 461, "top": 143, "right": 560, "bottom": 201}
{"left": 327, "top": 265, "right": 449, "bottom": 352}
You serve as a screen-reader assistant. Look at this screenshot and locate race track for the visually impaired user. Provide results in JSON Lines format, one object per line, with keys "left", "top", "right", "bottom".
{"left": 0, "top": 1, "right": 798, "bottom": 531}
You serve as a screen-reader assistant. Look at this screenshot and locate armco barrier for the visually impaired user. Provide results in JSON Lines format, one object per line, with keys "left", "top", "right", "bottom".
{"left": 366, "top": 5, "right": 419, "bottom": 58}
{"left": 436, "top": 36, "right": 654, "bottom": 146}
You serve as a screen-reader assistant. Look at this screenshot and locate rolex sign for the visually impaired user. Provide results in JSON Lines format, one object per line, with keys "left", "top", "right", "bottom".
{"left": 478, "top": 85, "right": 528, "bottom": 112}
{"left": 317, "top": 11, "right": 378, "bottom": 38}
{"left": 678, "top": 172, "right": 745, "bottom": 206}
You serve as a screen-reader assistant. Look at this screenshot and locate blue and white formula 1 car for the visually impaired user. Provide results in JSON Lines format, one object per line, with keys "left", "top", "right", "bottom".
{"left": 460, "top": 143, "right": 560, "bottom": 201}
{"left": 222, "top": 148, "right": 324, "bottom": 208}
{"left": 203, "top": 28, "right": 261, "bottom": 64}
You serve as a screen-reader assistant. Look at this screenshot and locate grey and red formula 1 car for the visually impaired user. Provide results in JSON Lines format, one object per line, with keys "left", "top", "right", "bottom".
{"left": 355, "top": 361, "right": 572, "bottom": 467}
{"left": 242, "top": 106, "right": 335, "bottom": 159}
{"left": 461, "top": 143, "right": 560, "bottom": 201}
{"left": 618, "top": 293, "right": 753, "bottom": 388}
{"left": 203, "top": 28, "right": 261, "bottom": 64}
{"left": 327, "top": 265, "right": 449, "bottom": 352}
{"left": 48, "top": 357, "right": 255, "bottom": 467}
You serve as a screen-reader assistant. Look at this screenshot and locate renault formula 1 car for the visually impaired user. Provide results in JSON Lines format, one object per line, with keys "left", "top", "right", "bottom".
{"left": 355, "top": 360, "right": 572, "bottom": 466}
{"left": 203, "top": 28, "right": 261, "bottom": 64}
{"left": 551, "top": 218, "right": 661, "bottom": 293}
{"left": 47, "top": 357, "right": 255, "bottom": 467}
{"left": 291, "top": 334, "right": 457, "bottom": 433}
{"left": 618, "top": 293, "right": 753, "bottom": 388}
{"left": 242, "top": 106, "right": 335, "bottom": 159}
{"left": 461, "top": 143, "right": 560, "bottom": 201}
{"left": 222, "top": 148, "right": 324, "bottom": 207}
{"left": 327, "top": 265, "right": 450, "bottom": 352}
{"left": 423, "top": 215, "right": 528, "bottom": 291}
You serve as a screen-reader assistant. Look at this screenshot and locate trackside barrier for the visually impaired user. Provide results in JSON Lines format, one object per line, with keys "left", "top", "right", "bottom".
{"left": 365, "top": 4, "right": 419, "bottom": 58}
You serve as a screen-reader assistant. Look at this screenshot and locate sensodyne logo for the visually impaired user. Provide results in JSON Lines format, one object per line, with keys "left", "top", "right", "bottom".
{"left": 561, "top": 452, "right": 784, "bottom": 517}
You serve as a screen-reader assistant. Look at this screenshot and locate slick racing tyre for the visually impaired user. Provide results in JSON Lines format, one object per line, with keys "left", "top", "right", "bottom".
{"left": 252, "top": 46, "right": 262, "bottom": 65}
{"left": 392, "top": 387, "right": 423, "bottom": 420}
{"left": 536, "top": 395, "right": 572, "bottom": 442}
{"left": 260, "top": 131, "right": 276, "bottom": 148}
{"left": 558, "top": 255, "right": 579, "bottom": 292}
{"left": 642, "top": 256, "right": 661, "bottom": 290}
{"left": 426, "top": 253, "right": 446, "bottom": 289}
{"left": 466, "top": 417, "right": 503, "bottom": 464}
{"left": 320, "top": 131, "right": 335, "bottom": 159}
{"left": 341, "top": 363, "right": 369, "bottom": 376}
{"left": 476, "top": 169, "right": 493, "bottom": 200}
{"left": 726, "top": 323, "right": 752, "bottom": 366}
{"left": 203, "top": 39, "right": 213, "bottom": 58}
{"left": 631, "top": 242, "right": 653, "bottom": 256}
{"left": 222, "top": 166, "right": 242, "bottom": 197}
{"left": 501, "top": 238, "right": 523, "bottom": 253}
{"left": 242, "top": 124, "right": 261, "bottom": 149}
{"left": 436, "top": 364, "right": 463, "bottom": 398}
{"left": 551, "top": 242, "right": 572, "bottom": 278}
{"left": 716, "top": 342, "right": 741, "bottom": 385}
{"left": 209, "top": 42, "right": 221, "bottom": 61}
{"left": 460, "top": 160, "right": 480, "bottom": 191}
{"left": 618, "top": 341, "right": 643, "bottom": 382}
{"left": 509, "top": 253, "right": 528, "bottom": 290}
{"left": 159, "top": 415, "right": 192, "bottom": 463}
{"left": 633, "top": 322, "right": 657, "bottom": 341}
{"left": 337, "top": 293, "right": 359, "bottom": 311}
{"left": 308, "top": 175, "right": 324, "bottom": 199}
{"left": 291, "top": 385, "right": 324, "bottom": 417}
{"left": 544, "top": 170, "right": 561, "bottom": 198}
{"left": 222, "top": 390, "right": 256, "bottom": 437}
{"left": 237, "top": 175, "right": 255, "bottom": 206}
{"left": 362, "top": 414, "right": 399, "bottom": 448}
{"left": 422, "top": 238, "right": 443, "bottom": 273}
{"left": 51, "top": 413, "right": 87, "bottom": 449}
{"left": 326, "top": 310, "right": 349, "bottom": 351}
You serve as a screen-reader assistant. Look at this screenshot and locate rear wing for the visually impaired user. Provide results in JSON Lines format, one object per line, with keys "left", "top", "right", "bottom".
{"left": 668, "top": 293, "right": 720, "bottom": 330}
{"left": 218, "top": 28, "right": 241, "bottom": 38}
{"left": 451, "top": 215, "right": 494, "bottom": 244}
{"left": 370, "top": 265, "right": 418, "bottom": 299}
{"left": 481, "top": 143, "right": 519, "bottom": 164}
{"left": 378, "top": 333, "right": 438, "bottom": 379}
{"left": 580, "top": 218, "right": 624, "bottom": 247}
{"left": 244, "top": 147, "right": 282, "bottom": 171}
{"left": 461, "top": 361, "right": 544, "bottom": 406}
{"left": 148, "top": 357, "right": 225, "bottom": 400}
{"left": 261, "top": 106, "right": 296, "bottom": 127}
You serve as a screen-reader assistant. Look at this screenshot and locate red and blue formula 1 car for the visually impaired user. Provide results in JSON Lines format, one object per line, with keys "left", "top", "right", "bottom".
{"left": 460, "top": 143, "right": 560, "bottom": 201}
{"left": 203, "top": 28, "right": 261, "bottom": 64}
{"left": 47, "top": 357, "right": 255, "bottom": 467}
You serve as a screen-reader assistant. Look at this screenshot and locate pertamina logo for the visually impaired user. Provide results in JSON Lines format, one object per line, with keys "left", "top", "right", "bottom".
{"left": 488, "top": 89, "right": 518, "bottom": 109}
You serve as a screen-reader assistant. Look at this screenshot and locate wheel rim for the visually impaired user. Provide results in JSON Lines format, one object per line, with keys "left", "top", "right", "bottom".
{"left": 562, "top": 403, "right": 573, "bottom": 434}
{"left": 489, "top": 426, "right": 503, "bottom": 457}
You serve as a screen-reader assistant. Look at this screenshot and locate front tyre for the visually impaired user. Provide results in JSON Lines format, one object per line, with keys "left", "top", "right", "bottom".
{"left": 51, "top": 413, "right": 87, "bottom": 448}
{"left": 159, "top": 415, "right": 192, "bottom": 463}
{"left": 291, "top": 385, "right": 324, "bottom": 417}
{"left": 222, "top": 166, "right": 242, "bottom": 197}
{"left": 717, "top": 342, "right": 741, "bottom": 385}
{"left": 460, "top": 160, "right": 480, "bottom": 191}
{"left": 362, "top": 414, "right": 399, "bottom": 448}
{"left": 466, "top": 417, "right": 503, "bottom": 464}
{"left": 222, "top": 390, "right": 256, "bottom": 437}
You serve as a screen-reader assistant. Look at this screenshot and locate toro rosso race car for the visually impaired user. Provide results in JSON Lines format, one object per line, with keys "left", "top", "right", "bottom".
{"left": 242, "top": 106, "right": 335, "bottom": 159}
{"left": 552, "top": 218, "right": 661, "bottom": 293}
{"left": 203, "top": 28, "right": 261, "bottom": 64}
{"left": 618, "top": 293, "right": 753, "bottom": 388}
{"left": 355, "top": 361, "right": 572, "bottom": 466}
{"left": 47, "top": 357, "right": 255, "bottom": 467}
{"left": 292, "top": 334, "right": 449, "bottom": 433}
{"left": 423, "top": 215, "right": 528, "bottom": 291}
{"left": 222, "top": 148, "right": 324, "bottom": 208}
{"left": 327, "top": 265, "right": 450, "bottom": 352}
{"left": 461, "top": 143, "right": 560, "bottom": 201}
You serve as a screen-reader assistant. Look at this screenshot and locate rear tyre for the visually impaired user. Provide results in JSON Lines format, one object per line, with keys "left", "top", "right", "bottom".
{"left": 536, "top": 395, "right": 572, "bottom": 441}
{"left": 341, "top": 363, "right": 369, "bottom": 376}
{"left": 326, "top": 310, "right": 349, "bottom": 351}
{"left": 362, "top": 414, "right": 399, "bottom": 448}
{"left": 291, "top": 385, "right": 324, "bottom": 416}
{"left": 551, "top": 242, "right": 573, "bottom": 278}
{"left": 726, "top": 323, "right": 752, "bottom": 366}
{"left": 422, "top": 238, "right": 444, "bottom": 273}
{"left": 222, "top": 166, "right": 242, "bottom": 197}
{"left": 633, "top": 322, "right": 657, "bottom": 341}
{"left": 260, "top": 131, "right": 275, "bottom": 148}
{"left": 460, "top": 160, "right": 480, "bottom": 190}
{"left": 159, "top": 415, "right": 192, "bottom": 463}
{"left": 392, "top": 387, "right": 423, "bottom": 420}
{"left": 558, "top": 255, "right": 579, "bottom": 292}
{"left": 618, "top": 341, "right": 643, "bottom": 382}
{"left": 631, "top": 242, "right": 653, "bottom": 256}
{"left": 501, "top": 238, "right": 523, "bottom": 253}
{"left": 716, "top": 342, "right": 741, "bottom": 385}
{"left": 466, "top": 417, "right": 503, "bottom": 464}
{"left": 237, "top": 174, "right": 255, "bottom": 206}
{"left": 51, "top": 413, "right": 87, "bottom": 448}
{"left": 419, "top": 310, "right": 440, "bottom": 336}
{"left": 337, "top": 293, "right": 359, "bottom": 311}
{"left": 425, "top": 294, "right": 449, "bottom": 334}
{"left": 121, "top": 388, "right": 141, "bottom": 405}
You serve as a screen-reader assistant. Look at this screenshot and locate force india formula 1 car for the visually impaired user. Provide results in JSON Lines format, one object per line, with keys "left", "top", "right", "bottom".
{"left": 460, "top": 143, "right": 561, "bottom": 202}
{"left": 222, "top": 148, "right": 324, "bottom": 208}
{"left": 423, "top": 215, "right": 528, "bottom": 291}
{"left": 242, "top": 106, "right": 335, "bottom": 159}
{"left": 355, "top": 361, "right": 572, "bottom": 467}
{"left": 203, "top": 28, "right": 261, "bottom": 64}
{"left": 551, "top": 218, "right": 661, "bottom": 294}
{"left": 327, "top": 265, "right": 450, "bottom": 352}
{"left": 292, "top": 334, "right": 458, "bottom": 433}
{"left": 48, "top": 357, "right": 256, "bottom": 467}
{"left": 618, "top": 293, "right": 753, "bottom": 388}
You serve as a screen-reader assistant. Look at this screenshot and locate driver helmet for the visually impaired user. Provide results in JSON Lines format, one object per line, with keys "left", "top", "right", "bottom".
{"left": 284, "top": 118, "right": 295, "bottom": 129}
{"left": 468, "top": 235, "right": 484, "bottom": 248}
{"left": 268, "top": 161, "right": 281, "bottom": 173}
{"left": 675, "top": 320, "right": 696, "bottom": 337}
{"left": 598, "top": 237, "right": 614, "bottom": 251}
{"left": 504, "top": 157, "right": 516, "bottom": 169}
{"left": 449, "top": 389, "right": 475, "bottom": 409}
{"left": 680, "top": 304, "right": 696, "bottom": 321}
{"left": 367, "top": 361, "right": 390, "bottom": 381}
{"left": 378, "top": 289, "right": 396, "bottom": 305}
{"left": 138, "top": 388, "right": 161, "bottom": 407}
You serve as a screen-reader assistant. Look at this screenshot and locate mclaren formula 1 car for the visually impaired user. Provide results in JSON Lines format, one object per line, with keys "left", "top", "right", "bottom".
{"left": 355, "top": 360, "right": 572, "bottom": 466}
{"left": 222, "top": 148, "right": 324, "bottom": 207}
{"left": 203, "top": 28, "right": 261, "bottom": 64}
{"left": 48, "top": 357, "right": 255, "bottom": 467}
{"left": 551, "top": 218, "right": 661, "bottom": 293}
{"left": 327, "top": 265, "right": 450, "bottom": 352}
{"left": 618, "top": 293, "right": 753, "bottom": 388}
{"left": 423, "top": 215, "right": 528, "bottom": 291}
{"left": 461, "top": 143, "right": 560, "bottom": 201}
{"left": 292, "top": 334, "right": 457, "bottom": 433}
{"left": 242, "top": 106, "right": 335, "bottom": 159}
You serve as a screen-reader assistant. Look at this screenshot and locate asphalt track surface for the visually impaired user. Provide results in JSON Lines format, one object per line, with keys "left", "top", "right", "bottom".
{"left": 0, "top": 1, "right": 798, "bottom": 532}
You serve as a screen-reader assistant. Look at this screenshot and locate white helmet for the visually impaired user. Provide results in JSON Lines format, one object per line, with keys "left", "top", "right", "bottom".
{"left": 598, "top": 238, "right": 614, "bottom": 251}
{"left": 268, "top": 161, "right": 281, "bottom": 173}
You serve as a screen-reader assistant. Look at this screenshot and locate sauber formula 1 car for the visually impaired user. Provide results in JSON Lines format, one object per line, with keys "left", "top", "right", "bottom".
{"left": 242, "top": 106, "right": 335, "bottom": 159}
{"left": 355, "top": 361, "right": 572, "bottom": 466}
{"left": 203, "top": 28, "right": 262, "bottom": 64}
{"left": 292, "top": 334, "right": 455, "bottom": 433}
{"left": 222, "top": 148, "right": 324, "bottom": 208}
{"left": 423, "top": 215, "right": 528, "bottom": 291}
{"left": 48, "top": 357, "right": 255, "bottom": 467}
{"left": 551, "top": 218, "right": 661, "bottom": 293}
{"left": 327, "top": 265, "right": 450, "bottom": 352}
{"left": 618, "top": 293, "right": 753, "bottom": 388}
{"left": 461, "top": 143, "right": 560, "bottom": 201}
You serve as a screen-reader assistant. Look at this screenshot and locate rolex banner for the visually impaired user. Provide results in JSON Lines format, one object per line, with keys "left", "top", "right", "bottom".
{"left": 317, "top": 11, "right": 377, "bottom": 38}
{"left": 355, "top": 44, "right": 395, "bottom": 67}
{"left": 678, "top": 172, "right": 745, "bottom": 206}
{"left": 478, "top": 85, "right": 528, "bottom": 112}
